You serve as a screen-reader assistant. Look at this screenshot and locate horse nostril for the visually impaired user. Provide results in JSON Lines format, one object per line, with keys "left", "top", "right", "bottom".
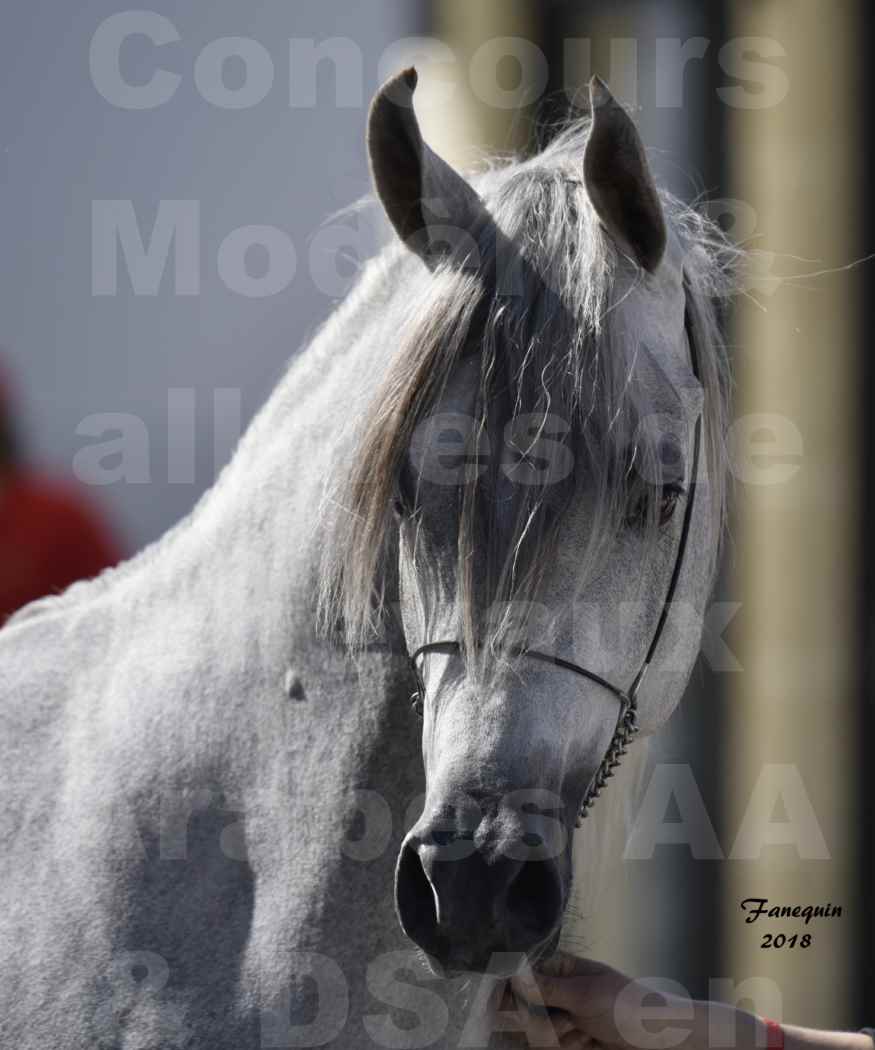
{"left": 395, "top": 842, "right": 440, "bottom": 953}
{"left": 505, "top": 859, "right": 562, "bottom": 944}
{"left": 395, "top": 828, "right": 566, "bottom": 971}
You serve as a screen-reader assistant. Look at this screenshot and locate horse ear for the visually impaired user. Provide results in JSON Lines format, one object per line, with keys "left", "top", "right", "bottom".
{"left": 583, "top": 76, "right": 667, "bottom": 273}
{"left": 367, "top": 67, "right": 487, "bottom": 267}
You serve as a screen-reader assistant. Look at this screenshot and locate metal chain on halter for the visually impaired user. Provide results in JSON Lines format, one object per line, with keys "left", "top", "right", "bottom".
{"left": 575, "top": 694, "right": 639, "bottom": 825}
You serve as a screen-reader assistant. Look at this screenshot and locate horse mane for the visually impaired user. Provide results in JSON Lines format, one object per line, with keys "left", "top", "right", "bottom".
{"left": 318, "top": 117, "right": 744, "bottom": 662}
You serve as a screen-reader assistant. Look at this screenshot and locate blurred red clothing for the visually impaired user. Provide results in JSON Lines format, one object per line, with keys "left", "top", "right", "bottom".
{"left": 0, "top": 469, "right": 122, "bottom": 624}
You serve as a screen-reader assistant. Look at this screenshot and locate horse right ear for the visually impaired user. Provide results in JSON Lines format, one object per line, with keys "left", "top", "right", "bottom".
{"left": 367, "top": 67, "right": 488, "bottom": 268}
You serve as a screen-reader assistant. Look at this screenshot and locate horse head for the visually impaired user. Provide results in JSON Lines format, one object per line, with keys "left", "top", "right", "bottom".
{"left": 325, "top": 68, "right": 733, "bottom": 976}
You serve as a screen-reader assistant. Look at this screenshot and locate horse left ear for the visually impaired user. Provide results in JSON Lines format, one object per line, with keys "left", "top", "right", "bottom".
{"left": 367, "top": 67, "right": 488, "bottom": 267}
{"left": 583, "top": 76, "right": 667, "bottom": 273}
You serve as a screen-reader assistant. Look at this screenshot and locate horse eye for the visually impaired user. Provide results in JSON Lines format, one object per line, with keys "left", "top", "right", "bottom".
{"left": 658, "top": 482, "right": 686, "bottom": 526}
{"left": 625, "top": 481, "right": 686, "bottom": 530}
{"left": 392, "top": 488, "right": 414, "bottom": 518}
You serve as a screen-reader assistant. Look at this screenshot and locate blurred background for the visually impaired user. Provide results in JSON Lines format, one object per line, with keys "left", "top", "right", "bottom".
{"left": 0, "top": 0, "right": 871, "bottom": 1031}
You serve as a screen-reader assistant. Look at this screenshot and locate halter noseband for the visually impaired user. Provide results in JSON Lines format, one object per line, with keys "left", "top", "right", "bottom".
{"left": 406, "top": 297, "right": 703, "bottom": 825}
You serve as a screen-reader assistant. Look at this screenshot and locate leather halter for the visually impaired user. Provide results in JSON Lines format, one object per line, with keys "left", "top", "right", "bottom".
{"left": 407, "top": 296, "right": 703, "bottom": 825}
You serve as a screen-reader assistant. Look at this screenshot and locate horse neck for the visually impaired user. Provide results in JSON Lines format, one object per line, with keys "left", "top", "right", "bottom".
{"left": 158, "top": 245, "right": 416, "bottom": 633}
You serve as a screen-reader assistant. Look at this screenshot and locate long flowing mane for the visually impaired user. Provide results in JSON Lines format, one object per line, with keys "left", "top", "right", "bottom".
{"left": 318, "top": 118, "right": 743, "bottom": 663}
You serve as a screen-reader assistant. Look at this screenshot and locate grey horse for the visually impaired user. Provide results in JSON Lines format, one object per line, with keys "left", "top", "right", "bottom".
{"left": 0, "top": 71, "right": 737, "bottom": 1048}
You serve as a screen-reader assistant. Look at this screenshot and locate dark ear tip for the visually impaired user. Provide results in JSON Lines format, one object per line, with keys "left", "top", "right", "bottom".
{"left": 368, "top": 68, "right": 420, "bottom": 142}
{"left": 375, "top": 66, "right": 418, "bottom": 108}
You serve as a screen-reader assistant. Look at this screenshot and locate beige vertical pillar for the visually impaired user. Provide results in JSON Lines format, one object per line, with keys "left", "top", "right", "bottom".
{"left": 417, "top": 0, "right": 539, "bottom": 166}
{"left": 726, "top": 1, "right": 860, "bottom": 1028}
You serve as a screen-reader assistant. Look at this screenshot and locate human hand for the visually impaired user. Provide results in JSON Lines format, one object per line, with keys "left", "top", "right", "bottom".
{"left": 506, "top": 958, "right": 640, "bottom": 1050}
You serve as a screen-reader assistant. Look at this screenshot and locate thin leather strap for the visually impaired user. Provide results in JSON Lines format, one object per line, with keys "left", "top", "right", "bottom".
{"left": 410, "top": 640, "right": 631, "bottom": 706}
